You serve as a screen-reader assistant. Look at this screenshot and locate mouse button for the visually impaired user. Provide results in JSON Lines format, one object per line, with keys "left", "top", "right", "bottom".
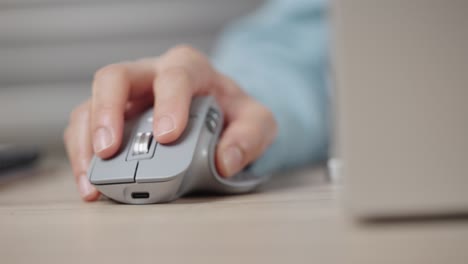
{"left": 90, "top": 158, "right": 137, "bottom": 184}
{"left": 205, "top": 118, "right": 217, "bottom": 133}
{"left": 135, "top": 157, "right": 184, "bottom": 183}
{"left": 135, "top": 114, "right": 153, "bottom": 132}
{"left": 135, "top": 117, "right": 203, "bottom": 183}
{"left": 205, "top": 107, "right": 221, "bottom": 134}
{"left": 90, "top": 127, "right": 136, "bottom": 184}
{"left": 207, "top": 108, "right": 220, "bottom": 122}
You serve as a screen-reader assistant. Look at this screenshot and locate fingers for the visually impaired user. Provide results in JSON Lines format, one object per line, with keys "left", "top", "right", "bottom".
{"left": 91, "top": 59, "right": 156, "bottom": 158}
{"left": 63, "top": 100, "right": 100, "bottom": 201}
{"left": 152, "top": 45, "right": 217, "bottom": 143}
{"left": 151, "top": 67, "right": 193, "bottom": 143}
{"left": 215, "top": 98, "right": 278, "bottom": 177}
{"left": 91, "top": 46, "right": 219, "bottom": 150}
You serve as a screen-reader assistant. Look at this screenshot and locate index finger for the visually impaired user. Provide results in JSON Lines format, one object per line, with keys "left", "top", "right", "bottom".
{"left": 90, "top": 59, "right": 157, "bottom": 158}
{"left": 152, "top": 45, "right": 220, "bottom": 143}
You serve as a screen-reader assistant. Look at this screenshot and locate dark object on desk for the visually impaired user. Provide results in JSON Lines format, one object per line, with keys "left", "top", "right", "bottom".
{"left": 0, "top": 145, "right": 40, "bottom": 175}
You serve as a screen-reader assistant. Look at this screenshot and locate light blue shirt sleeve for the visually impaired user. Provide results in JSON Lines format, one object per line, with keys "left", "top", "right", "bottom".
{"left": 212, "top": 0, "right": 330, "bottom": 175}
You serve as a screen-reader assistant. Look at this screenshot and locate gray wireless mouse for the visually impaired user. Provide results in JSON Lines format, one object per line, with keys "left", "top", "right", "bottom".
{"left": 88, "top": 96, "right": 268, "bottom": 204}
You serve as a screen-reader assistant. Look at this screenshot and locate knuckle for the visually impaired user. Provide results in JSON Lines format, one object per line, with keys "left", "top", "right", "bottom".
{"left": 170, "top": 44, "right": 197, "bottom": 56}
{"left": 93, "top": 64, "right": 128, "bottom": 85}
{"left": 157, "top": 67, "right": 195, "bottom": 95}
{"left": 257, "top": 104, "right": 274, "bottom": 120}
{"left": 160, "top": 66, "right": 192, "bottom": 83}
{"left": 164, "top": 44, "right": 206, "bottom": 65}
{"left": 265, "top": 108, "right": 276, "bottom": 125}
{"left": 266, "top": 108, "right": 278, "bottom": 133}
{"left": 256, "top": 104, "right": 278, "bottom": 136}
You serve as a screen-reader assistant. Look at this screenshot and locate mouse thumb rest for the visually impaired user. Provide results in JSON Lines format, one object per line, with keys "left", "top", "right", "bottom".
{"left": 88, "top": 96, "right": 269, "bottom": 204}
{"left": 176, "top": 102, "right": 269, "bottom": 197}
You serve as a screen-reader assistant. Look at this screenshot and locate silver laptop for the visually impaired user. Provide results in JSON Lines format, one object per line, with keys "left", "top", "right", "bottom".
{"left": 332, "top": 0, "right": 468, "bottom": 219}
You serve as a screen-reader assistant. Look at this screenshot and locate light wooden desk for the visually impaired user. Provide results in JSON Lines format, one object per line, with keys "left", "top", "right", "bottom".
{"left": 1, "top": 157, "right": 467, "bottom": 264}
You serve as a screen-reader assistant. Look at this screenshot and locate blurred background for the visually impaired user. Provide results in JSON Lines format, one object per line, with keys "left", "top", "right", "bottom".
{"left": 0, "top": 0, "right": 263, "bottom": 154}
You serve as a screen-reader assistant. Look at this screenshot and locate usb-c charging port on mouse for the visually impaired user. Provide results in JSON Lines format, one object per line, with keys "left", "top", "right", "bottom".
{"left": 131, "top": 192, "right": 150, "bottom": 199}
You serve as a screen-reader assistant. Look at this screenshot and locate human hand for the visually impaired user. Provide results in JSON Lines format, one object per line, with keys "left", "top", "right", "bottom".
{"left": 64, "top": 45, "right": 277, "bottom": 201}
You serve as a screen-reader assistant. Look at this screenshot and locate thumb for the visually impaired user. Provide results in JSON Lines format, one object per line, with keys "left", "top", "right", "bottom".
{"left": 215, "top": 101, "right": 277, "bottom": 177}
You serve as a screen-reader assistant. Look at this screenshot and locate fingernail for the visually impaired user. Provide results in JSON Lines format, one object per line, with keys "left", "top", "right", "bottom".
{"left": 155, "top": 115, "right": 175, "bottom": 137}
{"left": 78, "top": 174, "right": 95, "bottom": 199}
{"left": 222, "top": 146, "right": 243, "bottom": 176}
{"left": 93, "top": 127, "right": 113, "bottom": 153}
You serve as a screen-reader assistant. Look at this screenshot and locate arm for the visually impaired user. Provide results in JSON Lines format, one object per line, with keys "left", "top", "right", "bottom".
{"left": 213, "top": 0, "right": 330, "bottom": 174}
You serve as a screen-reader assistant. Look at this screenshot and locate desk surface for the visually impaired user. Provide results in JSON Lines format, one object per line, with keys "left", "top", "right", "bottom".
{"left": 1, "top": 158, "right": 467, "bottom": 264}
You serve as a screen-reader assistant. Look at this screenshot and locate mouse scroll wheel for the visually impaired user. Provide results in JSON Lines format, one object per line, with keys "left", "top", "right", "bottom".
{"left": 132, "top": 132, "right": 153, "bottom": 155}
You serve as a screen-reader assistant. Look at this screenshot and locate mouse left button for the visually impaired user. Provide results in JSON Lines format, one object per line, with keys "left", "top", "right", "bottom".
{"left": 89, "top": 158, "right": 137, "bottom": 185}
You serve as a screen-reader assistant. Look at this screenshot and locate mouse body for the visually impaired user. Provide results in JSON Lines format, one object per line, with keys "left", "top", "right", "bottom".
{"left": 88, "top": 96, "right": 268, "bottom": 204}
